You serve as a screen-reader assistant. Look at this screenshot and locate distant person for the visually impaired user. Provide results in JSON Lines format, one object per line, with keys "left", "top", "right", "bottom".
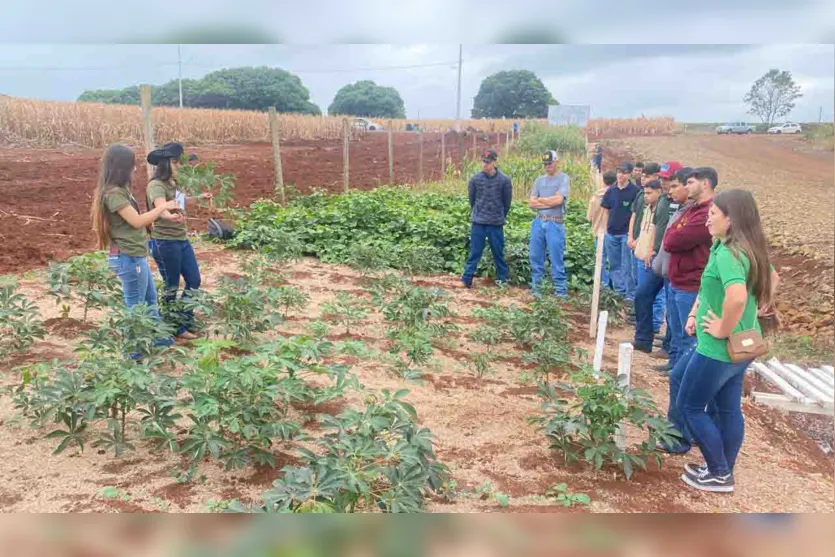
{"left": 461, "top": 149, "right": 513, "bottom": 288}
{"left": 628, "top": 162, "right": 664, "bottom": 333}
{"left": 146, "top": 142, "right": 213, "bottom": 340}
{"left": 592, "top": 143, "right": 603, "bottom": 172}
{"left": 633, "top": 162, "right": 644, "bottom": 187}
{"left": 91, "top": 144, "right": 179, "bottom": 353}
{"left": 676, "top": 189, "right": 777, "bottom": 493}
{"left": 513, "top": 121, "right": 519, "bottom": 137}
{"left": 587, "top": 170, "right": 618, "bottom": 289}
{"left": 600, "top": 162, "right": 640, "bottom": 299}
{"left": 529, "top": 150, "right": 570, "bottom": 296}
{"left": 663, "top": 167, "right": 717, "bottom": 359}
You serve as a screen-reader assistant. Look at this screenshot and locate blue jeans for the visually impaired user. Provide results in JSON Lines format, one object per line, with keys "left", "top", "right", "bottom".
{"left": 603, "top": 233, "right": 635, "bottom": 299}
{"left": 529, "top": 219, "right": 567, "bottom": 296}
{"left": 633, "top": 262, "right": 665, "bottom": 347}
{"left": 595, "top": 236, "right": 611, "bottom": 289}
{"left": 665, "top": 280, "right": 680, "bottom": 364}
{"left": 670, "top": 286, "right": 698, "bottom": 360}
{"left": 665, "top": 346, "right": 721, "bottom": 454}
{"left": 150, "top": 239, "right": 201, "bottom": 334}
{"left": 107, "top": 253, "right": 172, "bottom": 352}
{"left": 677, "top": 351, "right": 752, "bottom": 476}
{"left": 462, "top": 223, "right": 508, "bottom": 283}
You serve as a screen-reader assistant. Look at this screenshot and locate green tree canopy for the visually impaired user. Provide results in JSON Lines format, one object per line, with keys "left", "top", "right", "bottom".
{"left": 78, "top": 67, "right": 321, "bottom": 114}
{"left": 743, "top": 69, "right": 803, "bottom": 126}
{"left": 471, "top": 70, "right": 557, "bottom": 119}
{"left": 328, "top": 80, "right": 406, "bottom": 118}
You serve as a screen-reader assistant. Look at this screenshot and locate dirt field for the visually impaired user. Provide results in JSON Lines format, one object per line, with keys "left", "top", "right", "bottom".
{"left": 602, "top": 134, "right": 835, "bottom": 340}
{"left": 0, "top": 131, "right": 504, "bottom": 275}
{"left": 0, "top": 244, "right": 832, "bottom": 513}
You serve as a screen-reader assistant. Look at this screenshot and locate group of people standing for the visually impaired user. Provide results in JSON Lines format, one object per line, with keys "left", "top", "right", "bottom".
{"left": 91, "top": 142, "right": 210, "bottom": 351}
{"left": 462, "top": 146, "right": 779, "bottom": 493}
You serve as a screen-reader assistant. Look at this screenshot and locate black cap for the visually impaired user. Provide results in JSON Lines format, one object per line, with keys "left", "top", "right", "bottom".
{"left": 481, "top": 149, "right": 498, "bottom": 162}
{"left": 617, "top": 161, "right": 634, "bottom": 173}
{"left": 541, "top": 150, "right": 559, "bottom": 164}
{"left": 147, "top": 142, "right": 184, "bottom": 165}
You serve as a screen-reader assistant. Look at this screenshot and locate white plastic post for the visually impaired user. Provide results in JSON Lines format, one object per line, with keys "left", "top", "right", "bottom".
{"left": 592, "top": 310, "right": 608, "bottom": 377}
{"left": 589, "top": 231, "right": 605, "bottom": 339}
{"left": 615, "top": 342, "right": 634, "bottom": 451}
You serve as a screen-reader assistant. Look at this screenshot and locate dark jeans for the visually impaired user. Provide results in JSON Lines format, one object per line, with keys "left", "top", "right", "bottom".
{"left": 664, "top": 346, "right": 721, "bottom": 454}
{"left": 634, "top": 263, "right": 665, "bottom": 348}
{"left": 150, "top": 239, "right": 201, "bottom": 334}
{"left": 462, "top": 223, "right": 508, "bottom": 283}
{"left": 677, "top": 351, "right": 752, "bottom": 476}
{"left": 669, "top": 286, "right": 698, "bottom": 365}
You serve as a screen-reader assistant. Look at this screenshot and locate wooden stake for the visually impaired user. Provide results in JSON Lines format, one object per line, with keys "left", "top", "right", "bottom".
{"left": 418, "top": 129, "right": 424, "bottom": 184}
{"left": 590, "top": 231, "right": 605, "bottom": 339}
{"left": 268, "top": 107, "right": 285, "bottom": 205}
{"left": 615, "top": 342, "right": 634, "bottom": 451}
{"left": 343, "top": 118, "right": 350, "bottom": 193}
{"left": 472, "top": 131, "right": 476, "bottom": 156}
{"left": 592, "top": 310, "right": 608, "bottom": 378}
{"left": 139, "top": 85, "right": 154, "bottom": 180}
{"left": 440, "top": 132, "right": 445, "bottom": 178}
{"left": 387, "top": 126, "right": 394, "bottom": 184}
{"left": 457, "top": 131, "right": 465, "bottom": 169}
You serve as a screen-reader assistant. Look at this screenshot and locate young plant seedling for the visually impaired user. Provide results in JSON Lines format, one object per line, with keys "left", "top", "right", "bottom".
{"left": 546, "top": 483, "right": 591, "bottom": 508}
{"left": 321, "top": 292, "right": 368, "bottom": 335}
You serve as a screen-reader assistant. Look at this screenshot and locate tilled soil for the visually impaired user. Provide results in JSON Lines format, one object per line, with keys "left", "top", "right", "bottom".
{"left": 0, "top": 131, "right": 504, "bottom": 275}
{"left": 0, "top": 246, "right": 831, "bottom": 513}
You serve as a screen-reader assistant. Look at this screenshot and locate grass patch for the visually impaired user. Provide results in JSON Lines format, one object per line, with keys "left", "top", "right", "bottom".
{"left": 768, "top": 334, "right": 834, "bottom": 366}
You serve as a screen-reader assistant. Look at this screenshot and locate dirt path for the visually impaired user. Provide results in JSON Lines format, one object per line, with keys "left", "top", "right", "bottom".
{"left": 0, "top": 245, "right": 831, "bottom": 513}
{"left": 606, "top": 134, "right": 835, "bottom": 339}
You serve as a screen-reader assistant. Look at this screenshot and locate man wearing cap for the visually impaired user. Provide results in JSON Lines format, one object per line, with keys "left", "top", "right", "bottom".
{"left": 601, "top": 162, "right": 640, "bottom": 299}
{"left": 529, "top": 150, "right": 570, "bottom": 296}
{"left": 461, "top": 148, "right": 513, "bottom": 288}
{"left": 628, "top": 162, "right": 665, "bottom": 333}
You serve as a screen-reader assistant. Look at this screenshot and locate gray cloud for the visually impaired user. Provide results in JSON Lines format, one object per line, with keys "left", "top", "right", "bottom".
{"left": 0, "top": 44, "right": 831, "bottom": 122}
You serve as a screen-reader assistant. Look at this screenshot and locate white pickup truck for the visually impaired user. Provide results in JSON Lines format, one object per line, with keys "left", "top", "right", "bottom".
{"left": 716, "top": 122, "right": 755, "bottom": 134}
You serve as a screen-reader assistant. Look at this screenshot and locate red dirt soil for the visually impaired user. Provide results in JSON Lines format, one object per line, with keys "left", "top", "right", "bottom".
{"left": 0, "top": 131, "right": 505, "bottom": 275}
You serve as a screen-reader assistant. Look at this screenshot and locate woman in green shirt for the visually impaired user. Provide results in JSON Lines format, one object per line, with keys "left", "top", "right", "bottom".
{"left": 145, "top": 143, "right": 212, "bottom": 340}
{"left": 91, "top": 144, "right": 180, "bottom": 352}
{"left": 674, "top": 189, "right": 777, "bottom": 493}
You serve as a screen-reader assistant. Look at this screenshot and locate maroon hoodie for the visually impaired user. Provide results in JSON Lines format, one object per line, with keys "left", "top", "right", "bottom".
{"left": 662, "top": 199, "right": 713, "bottom": 291}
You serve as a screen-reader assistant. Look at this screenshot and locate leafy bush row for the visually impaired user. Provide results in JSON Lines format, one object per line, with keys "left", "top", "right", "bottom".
{"left": 230, "top": 188, "right": 596, "bottom": 287}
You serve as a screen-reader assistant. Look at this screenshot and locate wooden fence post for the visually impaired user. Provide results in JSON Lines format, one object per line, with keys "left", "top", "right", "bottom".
{"left": 615, "top": 342, "right": 634, "bottom": 451}
{"left": 458, "top": 132, "right": 465, "bottom": 170}
{"left": 387, "top": 127, "right": 394, "bottom": 184}
{"left": 592, "top": 311, "right": 608, "bottom": 378}
{"left": 140, "top": 85, "right": 154, "bottom": 180}
{"left": 418, "top": 129, "right": 424, "bottom": 184}
{"left": 268, "top": 107, "right": 285, "bottom": 205}
{"left": 472, "top": 131, "right": 476, "bottom": 156}
{"left": 589, "top": 231, "right": 605, "bottom": 339}
{"left": 440, "top": 132, "right": 445, "bottom": 179}
{"left": 343, "top": 118, "right": 350, "bottom": 193}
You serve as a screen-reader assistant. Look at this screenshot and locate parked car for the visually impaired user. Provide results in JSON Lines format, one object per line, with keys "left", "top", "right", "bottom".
{"left": 767, "top": 122, "right": 802, "bottom": 134}
{"left": 352, "top": 117, "right": 384, "bottom": 131}
{"left": 716, "top": 122, "right": 755, "bottom": 134}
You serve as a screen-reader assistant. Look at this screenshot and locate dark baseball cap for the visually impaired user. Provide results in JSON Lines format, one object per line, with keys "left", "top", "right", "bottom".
{"left": 541, "top": 150, "right": 559, "bottom": 164}
{"left": 616, "top": 161, "right": 634, "bottom": 173}
{"left": 481, "top": 149, "right": 498, "bottom": 162}
{"left": 658, "top": 161, "right": 683, "bottom": 179}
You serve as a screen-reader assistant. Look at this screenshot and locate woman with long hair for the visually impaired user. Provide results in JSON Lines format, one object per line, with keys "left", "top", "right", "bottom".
{"left": 145, "top": 143, "right": 212, "bottom": 340}
{"left": 91, "top": 144, "right": 179, "bottom": 343}
{"left": 675, "top": 188, "right": 778, "bottom": 493}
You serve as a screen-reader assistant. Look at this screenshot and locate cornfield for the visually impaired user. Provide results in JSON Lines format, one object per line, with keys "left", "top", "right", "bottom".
{"left": 0, "top": 96, "right": 675, "bottom": 149}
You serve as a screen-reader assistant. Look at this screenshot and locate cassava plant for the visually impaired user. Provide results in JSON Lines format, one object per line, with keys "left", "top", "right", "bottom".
{"left": 0, "top": 280, "right": 45, "bottom": 357}
{"left": 176, "top": 154, "right": 236, "bottom": 209}
{"left": 321, "top": 292, "right": 369, "bottom": 335}
{"left": 46, "top": 252, "right": 121, "bottom": 322}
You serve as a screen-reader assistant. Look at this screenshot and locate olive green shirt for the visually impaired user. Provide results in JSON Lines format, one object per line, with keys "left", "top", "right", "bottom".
{"left": 147, "top": 179, "right": 188, "bottom": 241}
{"left": 695, "top": 241, "right": 761, "bottom": 363}
{"left": 103, "top": 187, "right": 149, "bottom": 257}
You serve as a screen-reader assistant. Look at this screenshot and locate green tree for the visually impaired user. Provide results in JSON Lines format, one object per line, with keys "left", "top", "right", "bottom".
{"left": 743, "top": 69, "right": 803, "bottom": 127}
{"left": 328, "top": 80, "right": 406, "bottom": 118}
{"left": 77, "top": 67, "right": 321, "bottom": 114}
{"left": 471, "top": 70, "right": 557, "bottom": 119}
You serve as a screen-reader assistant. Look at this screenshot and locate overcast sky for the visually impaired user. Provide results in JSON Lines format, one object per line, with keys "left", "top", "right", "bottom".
{"left": 0, "top": 44, "right": 832, "bottom": 122}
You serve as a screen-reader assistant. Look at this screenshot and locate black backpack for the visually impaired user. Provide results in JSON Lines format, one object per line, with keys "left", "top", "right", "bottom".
{"left": 207, "top": 218, "right": 235, "bottom": 241}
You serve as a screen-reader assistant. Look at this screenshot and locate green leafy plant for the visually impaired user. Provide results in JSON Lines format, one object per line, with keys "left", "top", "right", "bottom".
{"left": 177, "top": 154, "right": 236, "bottom": 209}
{"left": 46, "top": 252, "right": 121, "bottom": 322}
{"left": 194, "top": 277, "right": 283, "bottom": 345}
{"left": 273, "top": 286, "right": 310, "bottom": 318}
{"left": 546, "top": 483, "right": 591, "bottom": 508}
{"left": 321, "top": 292, "right": 369, "bottom": 335}
{"left": 469, "top": 350, "right": 498, "bottom": 379}
{"left": 529, "top": 364, "right": 679, "bottom": 480}
{"left": 242, "top": 389, "right": 449, "bottom": 513}
{"left": 0, "top": 280, "right": 45, "bottom": 357}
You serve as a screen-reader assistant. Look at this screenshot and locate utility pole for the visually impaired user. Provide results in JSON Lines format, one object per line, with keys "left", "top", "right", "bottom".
{"left": 819, "top": 106, "right": 823, "bottom": 123}
{"left": 455, "top": 44, "right": 462, "bottom": 133}
{"left": 178, "top": 44, "right": 183, "bottom": 108}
